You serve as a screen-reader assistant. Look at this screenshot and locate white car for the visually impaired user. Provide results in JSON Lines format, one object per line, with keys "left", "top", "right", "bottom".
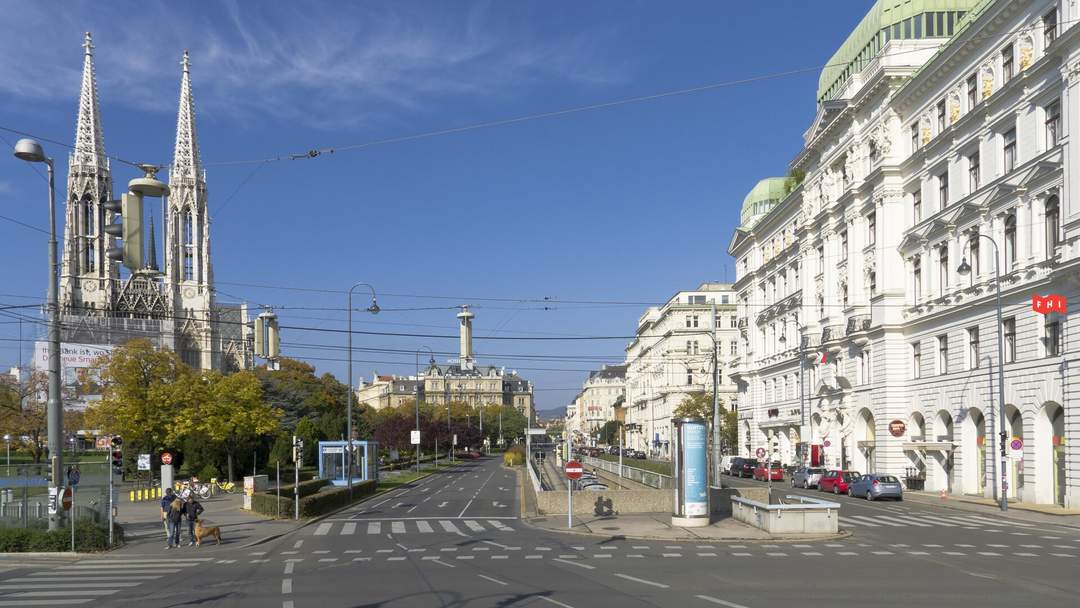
{"left": 719, "top": 456, "right": 737, "bottom": 475}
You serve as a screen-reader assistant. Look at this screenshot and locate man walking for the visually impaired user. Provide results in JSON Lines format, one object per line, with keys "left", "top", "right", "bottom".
{"left": 183, "top": 496, "right": 204, "bottom": 547}
{"left": 160, "top": 487, "right": 176, "bottom": 541}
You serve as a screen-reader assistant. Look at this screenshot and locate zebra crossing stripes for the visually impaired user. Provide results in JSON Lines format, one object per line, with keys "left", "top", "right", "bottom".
{"left": 0, "top": 559, "right": 211, "bottom": 606}
{"left": 316, "top": 519, "right": 517, "bottom": 536}
{"left": 839, "top": 510, "right": 1031, "bottom": 529}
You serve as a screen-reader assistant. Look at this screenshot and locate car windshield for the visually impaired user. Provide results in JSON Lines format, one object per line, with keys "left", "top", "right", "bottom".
{"left": 744, "top": 459, "right": 758, "bottom": 465}
{"left": 843, "top": 472, "right": 860, "bottom": 480}
{"left": 878, "top": 476, "right": 899, "bottom": 483}
{"left": 808, "top": 468, "right": 824, "bottom": 474}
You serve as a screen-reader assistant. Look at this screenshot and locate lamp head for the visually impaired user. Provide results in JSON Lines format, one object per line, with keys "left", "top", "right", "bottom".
{"left": 366, "top": 297, "right": 380, "bottom": 314}
{"left": 957, "top": 257, "right": 972, "bottom": 276}
{"left": 13, "top": 138, "right": 45, "bottom": 163}
{"left": 778, "top": 332, "right": 787, "bottom": 344}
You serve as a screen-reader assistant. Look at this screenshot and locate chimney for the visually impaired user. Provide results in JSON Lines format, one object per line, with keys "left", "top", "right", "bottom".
{"left": 457, "top": 305, "right": 475, "bottom": 370}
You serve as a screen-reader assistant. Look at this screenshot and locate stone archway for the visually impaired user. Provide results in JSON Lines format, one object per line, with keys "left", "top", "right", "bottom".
{"left": 961, "top": 408, "right": 987, "bottom": 496}
{"left": 1034, "top": 402, "right": 1065, "bottom": 505}
{"left": 1005, "top": 405, "right": 1023, "bottom": 500}
{"left": 931, "top": 410, "right": 954, "bottom": 493}
{"left": 905, "top": 411, "right": 927, "bottom": 481}
{"left": 741, "top": 420, "right": 752, "bottom": 457}
{"left": 854, "top": 409, "right": 876, "bottom": 473}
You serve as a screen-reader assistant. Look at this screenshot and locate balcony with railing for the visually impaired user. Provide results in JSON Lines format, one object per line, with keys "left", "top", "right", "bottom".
{"left": 820, "top": 324, "right": 843, "bottom": 344}
{"left": 845, "top": 314, "right": 871, "bottom": 335}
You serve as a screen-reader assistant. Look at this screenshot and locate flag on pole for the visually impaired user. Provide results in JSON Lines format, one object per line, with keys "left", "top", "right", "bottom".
{"left": 820, "top": 351, "right": 828, "bottom": 364}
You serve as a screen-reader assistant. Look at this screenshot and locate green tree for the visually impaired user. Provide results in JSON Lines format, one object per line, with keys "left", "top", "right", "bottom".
{"left": 597, "top": 420, "right": 622, "bottom": 446}
{"left": 179, "top": 370, "right": 282, "bottom": 482}
{"left": 0, "top": 372, "right": 48, "bottom": 463}
{"left": 672, "top": 392, "right": 723, "bottom": 421}
{"left": 294, "top": 416, "right": 321, "bottom": 465}
{"left": 722, "top": 409, "right": 738, "bottom": 454}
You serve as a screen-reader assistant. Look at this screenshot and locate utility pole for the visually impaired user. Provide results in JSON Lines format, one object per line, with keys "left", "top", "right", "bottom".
{"left": 711, "top": 299, "right": 720, "bottom": 486}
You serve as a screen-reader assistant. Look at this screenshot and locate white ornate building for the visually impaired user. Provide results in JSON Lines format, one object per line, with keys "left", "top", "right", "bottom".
{"left": 623, "top": 283, "right": 738, "bottom": 459}
{"left": 565, "top": 364, "right": 626, "bottom": 444}
{"left": 730, "top": 0, "right": 1077, "bottom": 507}
{"left": 57, "top": 34, "right": 249, "bottom": 372}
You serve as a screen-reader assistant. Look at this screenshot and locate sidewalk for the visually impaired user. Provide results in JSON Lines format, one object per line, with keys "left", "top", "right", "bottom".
{"left": 525, "top": 512, "right": 846, "bottom": 542}
{"left": 112, "top": 488, "right": 304, "bottom": 553}
{"left": 906, "top": 490, "right": 1080, "bottom": 526}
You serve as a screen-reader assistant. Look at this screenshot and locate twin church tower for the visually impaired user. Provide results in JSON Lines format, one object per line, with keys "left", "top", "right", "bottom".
{"left": 59, "top": 33, "right": 249, "bottom": 372}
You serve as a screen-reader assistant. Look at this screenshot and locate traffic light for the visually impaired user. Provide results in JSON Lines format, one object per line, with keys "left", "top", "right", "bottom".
{"left": 254, "top": 311, "right": 280, "bottom": 359}
{"left": 103, "top": 192, "right": 144, "bottom": 271}
{"left": 110, "top": 436, "right": 123, "bottom": 476}
{"left": 292, "top": 436, "right": 304, "bottom": 464}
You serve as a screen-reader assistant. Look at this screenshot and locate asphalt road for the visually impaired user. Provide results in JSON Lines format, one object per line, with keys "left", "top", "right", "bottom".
{"left": 3, "top": 457, "right": 1079, "bottom": 607}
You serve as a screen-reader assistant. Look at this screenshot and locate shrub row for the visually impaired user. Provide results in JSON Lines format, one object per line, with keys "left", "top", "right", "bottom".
{"left": 0, "top": 521, "right": 121, "bottom": 553}
{"left": 249, "top": 480, "right": 377, "bottom": 519}
{"left": 276, "top": 477, "right": 329, "bottom": 499}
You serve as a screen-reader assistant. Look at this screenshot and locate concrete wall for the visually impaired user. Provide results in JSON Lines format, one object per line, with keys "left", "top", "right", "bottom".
{"left": 731, "top": 496, "right": 840, "bottom": 534}
{"left": 534, "top": 485, "right": 771, "bottom": 516}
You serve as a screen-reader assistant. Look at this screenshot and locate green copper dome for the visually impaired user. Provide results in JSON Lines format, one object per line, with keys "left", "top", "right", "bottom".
{"left": 740, "top": 177, "right": 788, "bottom": 229}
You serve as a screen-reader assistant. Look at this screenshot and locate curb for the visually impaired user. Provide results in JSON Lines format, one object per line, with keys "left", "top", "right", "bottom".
{"left": 0, "top": 552, "right": 84, "bottom": 559}
{"left": 518, "top": 516, "right": 853, "bottom": 543}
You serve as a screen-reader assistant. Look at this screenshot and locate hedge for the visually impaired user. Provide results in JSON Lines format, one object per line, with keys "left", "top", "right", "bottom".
{"left": 249, "top": 480, "right": 377, "bottom": 519}
{"left": 278, "top": 478, "right": 329, "bottom": 499}
{"left": 0, "top": 521, "right": 122, "bottom": 552}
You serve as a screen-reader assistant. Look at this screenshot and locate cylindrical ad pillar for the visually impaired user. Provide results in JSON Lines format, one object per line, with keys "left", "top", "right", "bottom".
{"left": 672, "top": 417, "right": 710, "bottom": 527}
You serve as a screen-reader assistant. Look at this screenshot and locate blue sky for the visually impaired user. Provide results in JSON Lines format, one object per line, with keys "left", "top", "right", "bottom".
{"left": 0, "top": 1, "right": 874, "bottom": 411}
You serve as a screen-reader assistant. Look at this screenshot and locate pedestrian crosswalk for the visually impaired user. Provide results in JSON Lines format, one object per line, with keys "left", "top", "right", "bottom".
{"left": 839, "top": 511, "right": 1038, "bottom": 530}
{"left": 0, "top": 558, "right": 213, "bottom": 606}
{"left": 313, "top": 519, "right": 517, "bottom": 536}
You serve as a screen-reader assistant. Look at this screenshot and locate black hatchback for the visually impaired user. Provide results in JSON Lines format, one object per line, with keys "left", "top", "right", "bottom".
{"left": 730, "top": 457, "right": 759, "bottom": 478}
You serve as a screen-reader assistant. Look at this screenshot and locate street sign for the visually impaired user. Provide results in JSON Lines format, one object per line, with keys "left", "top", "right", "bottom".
{"left": 755, "top": 447, "right": 766, "bottom": 458}
{"left": 1032, "top": 293, "right": 1067, "bottom": 314}
{"left": 822, "top": 440, "right": 832, "bottom": 448}
{"left": 410, "top": 430, "right": 421, "bottom": 446}
{"left": 61, "top": 488, "right": 73, "bottom": 511}
{"left": 66, "top": 466, "right": 80, "bottom": 487}
{"left": 47, "top": 487, "right": 58, "bottom": 515}
{"left": 137, "top": 454, "right": 151, "bottom": 471}
{"left": 527, "top": 428, "right": 548, "bottom": 435}
{"left": 1008, "top": 437, "right": 1024, "bottom": 460}
{"left": 160, "top": 452, "right": 173, "bottom": 465}
{"left": 565, "top": 460, "right": 583, "bottom": 480}
{"left": 452, "top": 434, "right": 458, "bottom": 446}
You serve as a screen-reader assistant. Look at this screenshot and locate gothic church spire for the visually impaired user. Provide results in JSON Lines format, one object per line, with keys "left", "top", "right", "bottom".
{"left": 172, "top": 50, "right": 202, "bottom": 180}
{"left": 73, "top": 32, "right": 106, "bottom": 167}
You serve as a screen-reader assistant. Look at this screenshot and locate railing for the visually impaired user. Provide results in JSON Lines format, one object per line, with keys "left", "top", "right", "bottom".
{"left": 821, "top": 325, "right": 843, "bottom": 343}
{"left": 581, "top": 455, "right": 673, "bottom": 489}
{"left": 845, "top": 314, "right": 871, "bottom": 335}
{"left": 800, "top": 334, "right": 820, "bottom": 350}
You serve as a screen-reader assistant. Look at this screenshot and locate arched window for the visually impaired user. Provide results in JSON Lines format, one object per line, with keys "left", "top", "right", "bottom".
{"left": 183, "top": 210, "right": 195, "bottom": 281}
{"left": 1046, "top": 196, "right": 1060, "bottom": 257}
{"left": 1004, "top": 213, "right": 1017, "bottom": 268}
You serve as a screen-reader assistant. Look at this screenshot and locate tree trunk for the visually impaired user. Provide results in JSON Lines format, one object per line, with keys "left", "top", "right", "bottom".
{"left": 227, "top": 450, "right": 234, "bottom": 483}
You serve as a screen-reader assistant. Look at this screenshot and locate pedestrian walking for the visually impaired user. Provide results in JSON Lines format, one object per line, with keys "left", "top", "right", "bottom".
{"left": 183, "top": 496, "right": 204, "bottom": 547}
{"left": 165, "top": 496, "right": 184, "bottom": 549}
{"left": 160, "top": 487, "right": 176, "bottom": 541}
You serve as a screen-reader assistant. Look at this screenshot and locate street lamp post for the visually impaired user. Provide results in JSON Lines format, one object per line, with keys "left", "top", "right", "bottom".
{"left": 13, "top": 138, "right": 63, "bottom": 531}
{"left": 958, "top": 237, "right": 1008, "bottom": 512}
{"left": 346, "top": 282, "right": 379, "bottom": 500}
{"left": 415, "top": 346, "right": 434, "bottom": 476}
{"left": 4, "top": 434, "right": 10, "bottom": 468}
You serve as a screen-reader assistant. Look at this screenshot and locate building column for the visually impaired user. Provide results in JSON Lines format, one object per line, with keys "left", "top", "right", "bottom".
{"left": 1031, "top": 195, "right": 1047, "bottom": 263}
{"left": 977, "top": 220, "right": 992, "bottom": 283}
{"left": 1017, "top": 196, "right": 1033, "bottom": 263}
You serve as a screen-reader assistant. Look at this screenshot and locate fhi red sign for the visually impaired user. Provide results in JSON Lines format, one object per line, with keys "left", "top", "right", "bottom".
{"left": 1032, "top": 294, "right": 1067, "bottom": 315}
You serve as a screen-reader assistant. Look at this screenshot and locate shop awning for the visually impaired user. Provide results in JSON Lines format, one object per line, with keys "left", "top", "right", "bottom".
{"left": 902, "top": 441, "right": 955, "bottom": 452}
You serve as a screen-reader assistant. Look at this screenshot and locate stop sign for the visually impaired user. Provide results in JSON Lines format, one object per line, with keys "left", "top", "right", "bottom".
{"left": 61, "top": 487, "right": 73, "bottom": 511}
{"left": 565, "top": 460, "right": 583, "bottom": 480}
{"left": 161, "top": 452, "right": 173, "bottom": 465}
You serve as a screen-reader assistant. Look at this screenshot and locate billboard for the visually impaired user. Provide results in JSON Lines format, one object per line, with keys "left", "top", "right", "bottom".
{"left": 32, "top": 342, "right": 114, "bottom": 410}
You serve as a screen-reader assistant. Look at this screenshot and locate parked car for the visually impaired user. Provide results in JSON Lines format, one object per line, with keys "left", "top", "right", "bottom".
{"left": 719, "top": 456, "right": 737, "bottom": 475}
{"left": 848, "top": 473, "right": 903, "bottom": 501}
{"left": 631, "top": 450, "right": 646, "bottom": 460}
{"left": 818, "top": 470, "right": 861, "bottom": 494}
{"left": 730, "top": 457, "right": 758, "bottom": 478}
{"left": 752, "top": 461, "right": 784, "bottom": 482}
{"left": 791, "top": 466, "right": 827, "bottom": 489}
{"left": 607, "top": 446, "right": 620, "bottom": 455}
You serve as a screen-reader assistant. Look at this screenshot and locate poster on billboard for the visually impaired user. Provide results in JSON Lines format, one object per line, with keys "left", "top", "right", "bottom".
{"left": 32, "top": 341, "right": 114, "bottom": 410}
{"left": 681, "top": 421, "right": 708, "bottom": 517}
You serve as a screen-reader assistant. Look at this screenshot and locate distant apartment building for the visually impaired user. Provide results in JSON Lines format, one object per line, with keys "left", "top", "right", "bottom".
{"left": 623, "top": 283, "right": 738, "bottom": 459}
{"left": 565, "top": 364, "right": 626, "bottom": 443}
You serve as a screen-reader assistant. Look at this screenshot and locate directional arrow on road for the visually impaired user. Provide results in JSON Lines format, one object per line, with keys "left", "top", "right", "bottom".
{"left": 438, "top": 502, "right": 448, "bottom": 508}
{"left": 492, "top": 501, "right": 506, "bottom": 508}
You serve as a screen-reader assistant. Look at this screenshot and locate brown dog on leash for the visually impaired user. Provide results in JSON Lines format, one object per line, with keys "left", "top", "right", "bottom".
{"left": 194, "top": 519, "right": 222, "bottom": 546}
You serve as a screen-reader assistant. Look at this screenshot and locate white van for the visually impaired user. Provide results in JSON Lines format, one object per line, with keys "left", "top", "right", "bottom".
{"left": 719, "top": 455, "right": 737, "bottom": 475}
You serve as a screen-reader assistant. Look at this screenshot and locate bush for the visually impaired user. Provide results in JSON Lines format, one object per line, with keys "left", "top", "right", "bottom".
{"left": 503, "top": 444, "right": 525, "bottom": 466}
{"left": 279, "top": 478, "right": 328, "bottom": 499}
{"left": 298, "top": 481, "right": 376, "bottom": 517}
{"left": 198, "top": 464, "right": 221, "bottom": 480}
{"left": 0, "top": 521, "right": 117, "bottom": 552}
{"left": 250, "top": 492, "right": 294, "bottom": 519}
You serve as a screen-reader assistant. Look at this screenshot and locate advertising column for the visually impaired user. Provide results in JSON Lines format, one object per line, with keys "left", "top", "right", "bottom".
{"left": 672, "top": 417, "right": 710, "bottom": 527}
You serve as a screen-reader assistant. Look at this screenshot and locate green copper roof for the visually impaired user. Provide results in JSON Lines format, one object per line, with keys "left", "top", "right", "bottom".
{"left": 818, "top": 0, "right": 982, "bottom": 103}
{"left": 740, "top": 177, "right": 789, "bottom": 228}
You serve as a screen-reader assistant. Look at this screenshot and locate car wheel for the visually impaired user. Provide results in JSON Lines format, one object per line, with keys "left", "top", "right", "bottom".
{"left": 866, "top": 491, "right": 874, "bottom": 501}
{"left": 803, "top": 481, "right": 809, "bottom": 489}
{"left": 833, "top": 485, "right": 839, "bottom": 494}
{"left": 896, "top": 496, "right": 903, "bottom": 502}
{"left": 790, "top": 478, "right": 795, "bottom": 488}
{"left": 847, "top": 487, "right": 853, "bottom": 497}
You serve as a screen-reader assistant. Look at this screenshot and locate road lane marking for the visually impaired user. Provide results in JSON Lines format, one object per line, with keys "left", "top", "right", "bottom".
{"left": 539, "top": 596, "right": 576, "bottom": 608}
{"left": 367, "top": 522, "right": 381, "bottom": 535}
{"left": 431, "top": 559, "right": 455, "bottom": 568}
{"left": 284, "top": 563, "right": 294, "bottom": 575}
{"left": 391, "top": 521, "right": 406, "bottom": 534}
{"left": 614, "top": 573, "right": 669, "bottom": 589}
{"left": 340, "top": 522, "right": 356, "bottom": 535}
{"left": 464, "top": 520, "right": 484, "bottom": 532}
{"left": 417, "top": 521, "right": 434, "bottom": 533}
{"left": 345, "top": 550, "right": 363, "bottom": 554}
{"left": 458, "top": 500, "right": 474, "bottom": 518}
{"left": 0, "top": 583, "right": 142, "bottom": 589}
{"left": 282, "top": 579, "right": 292, "bottom": 594}
{"left": 696, "top": 595, "right": 751, "bottom": 608}
{"left": 312, "top": 550, "right": 330, "bottom": 555}
{"left": 489, "top": 520, "right": 513, "bottom": 531}
{"left": 313, "top": 523, "right": 331, "bottom": 536}
{"left": 478, "top": 574, "right": 508, "bottom": 586}
{"left": 662, "top": 553, "right": 682, "bottom": 558}
{"left": 553, "top": 558, "right": 594, "bottom": 570}
{"left": 440, "top": 520, "right": 462, "bottom": 534}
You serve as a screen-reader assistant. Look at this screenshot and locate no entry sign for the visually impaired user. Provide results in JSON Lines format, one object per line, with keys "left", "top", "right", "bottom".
{"left": 565, "top": 460, "right": 583, "bottom": 480}
{"left": 161, "top": 452, "right": 174, "bottom": 465}
{"left": 755, "top": 447, "right": 766, "bottom": 458}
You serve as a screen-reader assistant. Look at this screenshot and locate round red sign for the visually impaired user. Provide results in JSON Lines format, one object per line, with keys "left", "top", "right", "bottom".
{"left": 62, "top": 487, "right": 73, "bottom": 511}
{"left": 888, "top": 420, "right": 907, "bottom": 438}
{"left": 755, "top": 447, "right": 766, "bottom": 458}
{"left": 161, "top": 452, "right": 174, "bottom": 465}
{"left": 565, "top": 460, "right": 583, "bottom": 480}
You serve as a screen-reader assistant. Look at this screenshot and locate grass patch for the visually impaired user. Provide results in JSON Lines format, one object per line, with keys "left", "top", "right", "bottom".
{"left": 591, "top": 453, "right": 672, "bottom": 476}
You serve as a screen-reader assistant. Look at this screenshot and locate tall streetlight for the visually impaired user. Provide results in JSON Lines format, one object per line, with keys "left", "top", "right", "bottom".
{"left": 346, "top": 282, "right": 379, "bottom": 499}
{"left": 958, "top": 236, "right": 1008, "bottom": 512}
{"left": 415, "top": 346, "right": 434, "bottom": 475}
{"left": 13, "top": 138, "right": 63, "bottom": 531}
{"left": 4, "top": 434, "right": 10, "bottom": 468}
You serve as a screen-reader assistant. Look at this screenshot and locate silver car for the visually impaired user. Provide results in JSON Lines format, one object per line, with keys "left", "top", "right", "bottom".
{"left": 848, "top": 473, "right": 904, "bottom": 501}
{"left": 791, "top": 466, "right": 826, "bottom": 489}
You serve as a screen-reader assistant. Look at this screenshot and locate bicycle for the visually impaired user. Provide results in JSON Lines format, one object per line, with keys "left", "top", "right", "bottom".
{"left": 210, "top": 478, "right": 236, "bottom": 494}
{"left": 175, "top": 479, "right": 212, "bottom": 500}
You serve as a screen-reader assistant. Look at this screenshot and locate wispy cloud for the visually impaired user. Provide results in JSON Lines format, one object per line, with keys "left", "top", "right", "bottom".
{"left": 0, "top": 1, "right": 627, "bottom": 130}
